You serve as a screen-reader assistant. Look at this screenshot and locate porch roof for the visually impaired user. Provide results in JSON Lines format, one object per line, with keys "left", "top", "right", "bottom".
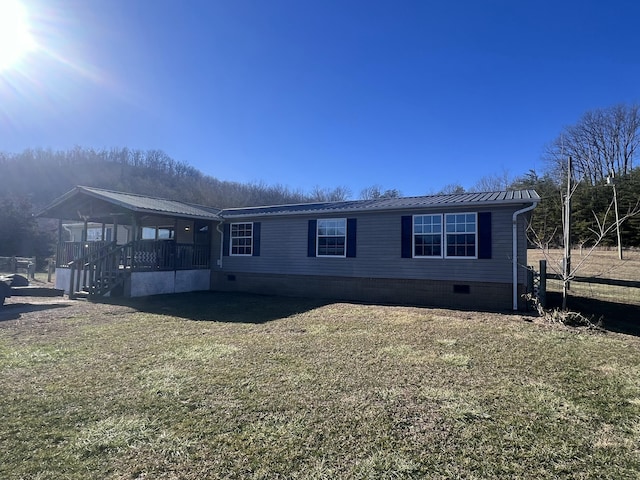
{"left": 38, "top": 186, "right": 222, "bottom": 223}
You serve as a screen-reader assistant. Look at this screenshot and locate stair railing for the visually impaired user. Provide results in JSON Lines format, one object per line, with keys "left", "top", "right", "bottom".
{"left": 68, "top": 242, "right": 132, "bottom": 299}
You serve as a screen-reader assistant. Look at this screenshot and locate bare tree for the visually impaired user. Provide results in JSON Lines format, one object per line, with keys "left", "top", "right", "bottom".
{"left": 529, "top": 206, "right": 640, "bottom": 309}
{"left": 470, "top": 168, "right": 513, "bottom": 192}
{"left": 545, "top": 104, "right": 640, "bottom": 185}
{"left": 308, "top": 185, "right": 351, "bottom": 202}
{"left": 435, "top": 183, "right": 465, "bottom": 195}
{"left": 359, "top": 185, "right": 401, "bottom": 200}
{"left": 528, "top": 168, "right": 640, "bottom": 309}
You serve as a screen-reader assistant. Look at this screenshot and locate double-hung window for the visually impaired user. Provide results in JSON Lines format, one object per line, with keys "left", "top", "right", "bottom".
{"left": 413, "top": 214, "right": 442, "bottom": 257}
{"left": 317, "top": 219, "right": 346, "bottom": 257}
{"left": 230, "top": 222, "right": 253, "bottom": 256}
{"left": 445, "top": 213, "right": 477, "bottom": 258}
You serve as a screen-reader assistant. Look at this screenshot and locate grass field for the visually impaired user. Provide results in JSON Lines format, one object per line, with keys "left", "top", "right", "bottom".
{"left": 1, "top": 292, "right": 639, "bottom": 479}
{"left": 527, "top": 248, "right": 640, "bottom": 281}
{"left": 528, "top": 248, "right": 640, "bottom": 311}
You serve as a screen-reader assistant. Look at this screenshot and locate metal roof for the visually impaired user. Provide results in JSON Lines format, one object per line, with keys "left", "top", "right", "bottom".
{"left": 38, "top": 186, "right": 222, "bottom": 221}
{"left": 220, "top": 190, "right": 540, "bottom": 218}
{"left": 39, "top": 187, "right": 539, "bottom": 221}
{"left": 79, "top": 186, "right": 222, "bottom": 218}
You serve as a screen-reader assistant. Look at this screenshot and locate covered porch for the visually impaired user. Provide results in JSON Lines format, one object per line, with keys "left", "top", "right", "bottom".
{"left": 39, "top": 186, "right": 221, "bottom": 299}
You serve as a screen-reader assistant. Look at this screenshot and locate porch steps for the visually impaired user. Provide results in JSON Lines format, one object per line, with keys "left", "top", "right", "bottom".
{"left": 89, "top": 272, "right": 126, "bottom": 297}
{"left": 68, "top": 242, "right": 130, "bottom": 300}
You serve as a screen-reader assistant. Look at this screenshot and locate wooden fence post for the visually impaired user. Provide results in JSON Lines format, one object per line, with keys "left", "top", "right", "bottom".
{"left": 539, "top": 260, "right": 547, "bottom": 308}
{"left": 69, "top": 261, "right": 76, "bottom": 300}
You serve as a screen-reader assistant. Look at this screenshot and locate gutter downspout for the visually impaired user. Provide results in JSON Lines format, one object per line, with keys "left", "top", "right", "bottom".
{"left": 216, "top": 222, "right": 225, "bottom": 269}
{"left": 512, "top": 202, "right": 538, "bottom": 310}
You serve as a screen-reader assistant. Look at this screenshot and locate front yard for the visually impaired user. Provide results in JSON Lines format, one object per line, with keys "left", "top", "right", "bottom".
{"left": 1, "top": 292, "right": 639, "bottom": 479}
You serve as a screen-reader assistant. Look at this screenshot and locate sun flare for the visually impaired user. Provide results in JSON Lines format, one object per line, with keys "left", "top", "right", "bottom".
{"left": 0, "top": 0, "right": 36, "bottom": 71}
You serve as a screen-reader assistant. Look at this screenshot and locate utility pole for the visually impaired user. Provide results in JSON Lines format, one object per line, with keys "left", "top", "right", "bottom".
{"left": 607, "top": 171, "right": 623, "bottom": 260}
{"left": 562, "top": 156, "right": 572, "bottom": 309}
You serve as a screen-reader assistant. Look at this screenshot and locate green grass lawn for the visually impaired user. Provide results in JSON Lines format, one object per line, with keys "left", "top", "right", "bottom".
{"left": 1, "top": 292, "right": 639, "bottom": 479}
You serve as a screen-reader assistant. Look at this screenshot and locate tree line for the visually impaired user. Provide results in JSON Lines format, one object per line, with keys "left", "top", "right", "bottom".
{"left": 512, "top": 168, "right": 640, "bottom": 249}
{"left": 524, "top": 103, "right": 640, "bottom": 249}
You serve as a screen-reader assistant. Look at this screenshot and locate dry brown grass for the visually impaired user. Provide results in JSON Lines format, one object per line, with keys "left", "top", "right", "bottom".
{"left": 527, "top": 249, "right": 640, "bottom": 322}
{"left": 1, "top": 292, "right": 640, "bottom": 479}
{"left": 528, "top": 248, "right": 640, "bottom": 281}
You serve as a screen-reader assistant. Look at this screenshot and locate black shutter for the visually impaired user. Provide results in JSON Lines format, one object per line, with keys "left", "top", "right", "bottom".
{"left": 222, "top": 223, "right": 230, "bottom": 256}
{"left": 307, "top": 220, "right": 317, "bottom": 257}
{"left": 401, "top": 215, "right": 412, "bottom": 258}
{"left": 346, "top": 218, "right": 357, "bottom": 258}
{"left": 478, "top": 212, "right": 492, "bottom": 259}
{"left": 252, "top": 222, "right": 261, "bottom": 256}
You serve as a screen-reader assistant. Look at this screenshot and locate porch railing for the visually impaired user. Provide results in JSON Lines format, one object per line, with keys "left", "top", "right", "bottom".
{"left": 58, "top": 241, "right": 211, "bottom": 271}
{"left": 58, "top": 241, "right": 111, "bottom": 267}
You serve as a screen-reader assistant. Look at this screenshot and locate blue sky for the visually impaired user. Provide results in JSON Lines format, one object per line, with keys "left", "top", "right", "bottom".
{"left": 2, "top": 0, "right": 640, "bottom": 197}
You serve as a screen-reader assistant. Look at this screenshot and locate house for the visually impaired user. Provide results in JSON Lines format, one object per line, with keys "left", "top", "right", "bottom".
{"left": 39, "top": 186, "right": 539, "bottom": 310}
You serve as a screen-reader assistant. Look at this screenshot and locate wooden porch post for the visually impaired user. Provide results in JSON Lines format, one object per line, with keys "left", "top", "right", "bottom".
{"left": 56, "top": 219, "right": 63, "bottom": 266}
{"left": 132, "top": 215, "right": 138, "bottom": 241}
{"left": 131, "top": 214, "right": 138, "bottom": 270}
{"left": 82, "top": 219, "right": 88, "bottom": 242}
{"left": 173, "top": 217, "right": 178, "bottom": 270}
{"left": 113, "top": 216, "right": 119, "bottom": 243}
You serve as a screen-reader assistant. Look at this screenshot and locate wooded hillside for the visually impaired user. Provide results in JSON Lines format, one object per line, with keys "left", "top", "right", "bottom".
{"left": 0, "top": 147, "right": 340, "bottom": 262}
{"left": 0, "top": 147, "right": 322, "bottom": 210}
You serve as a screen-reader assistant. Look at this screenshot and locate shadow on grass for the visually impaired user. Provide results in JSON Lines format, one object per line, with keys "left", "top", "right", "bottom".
{"left": 98, "top": 291, "right": 522, "bottom": 324}
{"left": 98, "top": 291, "right": 332, "bottom": 324}
{"left": 0, "top": 302, "right": 73, "bottom": 322}
{"left": 94, "top": 290, "right": 537, "bottom": 324}
{"left": 546, "top": 292, "right": 640, "bottom": 337}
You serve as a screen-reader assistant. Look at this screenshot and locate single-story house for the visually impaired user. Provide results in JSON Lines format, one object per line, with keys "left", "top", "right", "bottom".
{"left": 39, "top": 186, "right": 539, "bottom": 310}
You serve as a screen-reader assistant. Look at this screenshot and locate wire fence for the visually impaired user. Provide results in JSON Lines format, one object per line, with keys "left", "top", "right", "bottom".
{"left": 545, "top": 275, "right": 640, "bottom": 307}
{"left": 528, "top": 249, "right": 640, "bottom": 308}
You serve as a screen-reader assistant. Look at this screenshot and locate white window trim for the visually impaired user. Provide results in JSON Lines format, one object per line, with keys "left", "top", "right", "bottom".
{"left": 412, "top": 214, "right": 443, "bottom": 259}
{"left": 230, "top": 222, "right": 253, "bottom": 256}
{"left": 444, "top": 212, "right": 478, "bottom": 259}
{"left": 316, "top": 218, "right": 347, "bottom": 258}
